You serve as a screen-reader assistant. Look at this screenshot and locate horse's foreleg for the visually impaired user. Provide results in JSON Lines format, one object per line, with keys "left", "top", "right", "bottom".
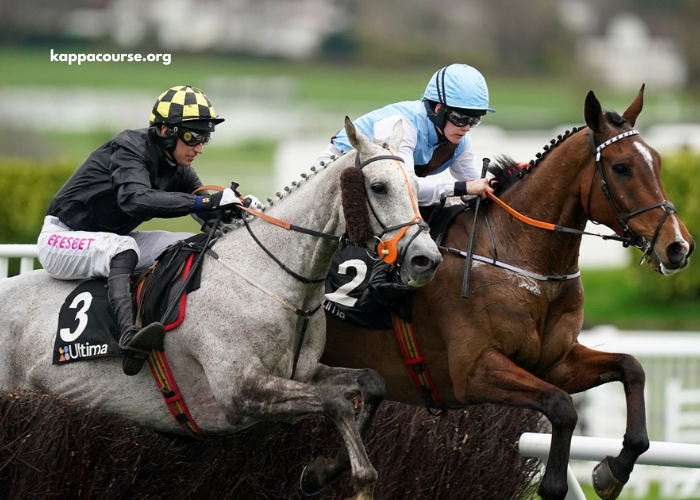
{"left": 226, "top": 364, "right": 379, "bottom": 500}
{"left": 544, "top": 343, "right": 649, "bottom": 500}
{"left": 300, "top": 365, "right": 385, "bottom": 497}
{"left": 463, "top": 350, "right": 578, "bottom": 500}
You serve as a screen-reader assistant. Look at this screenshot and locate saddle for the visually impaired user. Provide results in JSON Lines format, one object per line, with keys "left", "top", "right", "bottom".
{"left": 135, "top": 232, "right": 209, "bottom": 330}
{"left": 52, "top": 233, "right": 210, "bottom": 365}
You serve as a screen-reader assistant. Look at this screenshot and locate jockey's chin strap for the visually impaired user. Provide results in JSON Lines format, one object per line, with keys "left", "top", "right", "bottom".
{"left": 586, "top": 128, "right": 676, "bottom": 264}
{"left": 354, "top": 151, "right": 429, "bottom": 266}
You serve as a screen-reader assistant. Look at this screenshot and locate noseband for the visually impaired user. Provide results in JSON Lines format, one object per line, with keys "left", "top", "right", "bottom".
{"left": 354, "top": 152, "right": 429, "bottom": 266}
{"left": 586, "top": 128, "right": 676, "bottom": 263}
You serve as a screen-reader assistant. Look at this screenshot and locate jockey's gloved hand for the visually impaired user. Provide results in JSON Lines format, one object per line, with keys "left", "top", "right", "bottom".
{"left": 197, "top": 188, "right": 242, "bottom": 212}
{"left": 359, "top": 260, "right": 411, "bottom": 307}
{"left": 210, "top": 188, "right": 243, "bottom": 210}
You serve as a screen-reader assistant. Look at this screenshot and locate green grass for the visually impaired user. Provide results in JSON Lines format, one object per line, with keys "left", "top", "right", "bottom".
{"left": 581, "top": 268, "right": 700, "bottom": 331}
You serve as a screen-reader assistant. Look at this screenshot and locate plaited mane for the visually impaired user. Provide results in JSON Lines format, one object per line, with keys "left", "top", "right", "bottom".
{"left": 218, "top": 154, "right": 331, "bottom": 234}
{"left": 487, "top": 125, "right": 586, "bottom": 195}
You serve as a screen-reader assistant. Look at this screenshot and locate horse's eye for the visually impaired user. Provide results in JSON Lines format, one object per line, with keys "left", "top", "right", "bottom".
{"left": 612, "top": 163, "right": 630, "bottom": 176}
{"left": 370, "top": 182, "right": 388, "bottom": 194}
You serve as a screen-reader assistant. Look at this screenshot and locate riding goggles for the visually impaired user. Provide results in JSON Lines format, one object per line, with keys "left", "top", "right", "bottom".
{"left": 174, "top": 126, "right": 212, "bottom": 146}
{"left": 445, "top": 107, "right": 482, "bottom": 128}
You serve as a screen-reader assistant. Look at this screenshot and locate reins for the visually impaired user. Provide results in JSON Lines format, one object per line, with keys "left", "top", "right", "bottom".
{"left": 485, "top": 191, "right": 634, "bottom": 243}
{"left": 484, "top": 128, "right": 675, "bottom": 248}
{"left": 457, "top": 127, "right": 676, "bottom": 287}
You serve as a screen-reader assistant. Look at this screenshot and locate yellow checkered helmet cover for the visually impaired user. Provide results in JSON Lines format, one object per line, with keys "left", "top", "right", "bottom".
{"left": 149, "top": 86, "right": 224, "bottom": 126}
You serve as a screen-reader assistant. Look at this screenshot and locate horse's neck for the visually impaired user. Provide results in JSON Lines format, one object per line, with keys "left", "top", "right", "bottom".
{"left": 488, "top": 134, "right": 591, "bottom": 274}
{"left": 219, "top": 162, "right": 344, "bottom": 283}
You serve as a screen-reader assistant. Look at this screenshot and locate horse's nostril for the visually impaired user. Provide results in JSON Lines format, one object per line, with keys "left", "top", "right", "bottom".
{"left": 667, "top": 242, "right": 687, "bottom": 264}
{"left": 411, "top": 255, "right": 431, "bottom": 268}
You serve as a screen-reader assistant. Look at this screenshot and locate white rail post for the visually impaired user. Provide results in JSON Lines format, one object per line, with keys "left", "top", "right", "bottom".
{"left": 0, "top": 244, "right": 38, "bottom": 278}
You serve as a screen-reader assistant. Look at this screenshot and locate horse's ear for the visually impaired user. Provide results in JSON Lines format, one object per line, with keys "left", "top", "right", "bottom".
{"left": 345, "top": 116, "right": 371, "bottom": 153}
{"left": 622, "top": 84, "right": 645, "bottom": 127}
{"left": 388, "top": 119, "right": 404, "bottom": 152}
{"left": 584, "top": 90, "right": 603, "bottom": 132}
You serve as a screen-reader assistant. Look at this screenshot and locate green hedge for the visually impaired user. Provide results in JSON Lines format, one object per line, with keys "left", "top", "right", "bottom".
{"left": 628, "top": 150, "right": 700, "bottom": 301}
{"left": 0, "top": 159, "right": 75, "bottom": 244}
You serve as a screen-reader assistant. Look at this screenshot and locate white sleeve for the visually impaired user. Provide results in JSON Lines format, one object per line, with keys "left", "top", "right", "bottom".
{"left": 372, "top": 117, "right": 483, "bottom": 205}
{"left": 372, "top": 115, "right": 418, "bottom": 173}
{"left": 372, "top": 116, "right": 444, "bottom": 205}
{"left": 449, "top": 135, "right": 479, "bottom": 182}
{"left": 415, "top": 135, "right": 480, "bottom": 206}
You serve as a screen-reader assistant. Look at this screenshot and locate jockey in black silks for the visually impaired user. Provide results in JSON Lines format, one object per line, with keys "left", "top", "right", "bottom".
{"left": 37, "top": 86, "right": 258, "bottom": 376}
{"left": 320, "top": 64, "right": 496, "bottom": 320}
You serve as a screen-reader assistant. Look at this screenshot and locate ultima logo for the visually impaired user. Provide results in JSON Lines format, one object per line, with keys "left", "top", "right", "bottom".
{"left": 58, "top": 343, "right": 108, "bottom": 362}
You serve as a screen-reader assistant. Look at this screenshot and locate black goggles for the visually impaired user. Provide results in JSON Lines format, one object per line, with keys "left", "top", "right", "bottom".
{"left": 174, "top": 127, "right": 211, "bottom": 146}
{"left": 445, "top": 108, "right": 482, "bottom": 128}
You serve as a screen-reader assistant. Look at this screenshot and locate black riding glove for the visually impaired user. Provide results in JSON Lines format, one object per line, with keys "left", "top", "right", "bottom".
{"left": 358, "top": 260, "right": 412, "bottom": 308}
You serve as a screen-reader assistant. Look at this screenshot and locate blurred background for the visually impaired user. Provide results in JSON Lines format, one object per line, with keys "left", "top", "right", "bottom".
{"left": 1, "top": 1, "right": 699, "bottom": 498}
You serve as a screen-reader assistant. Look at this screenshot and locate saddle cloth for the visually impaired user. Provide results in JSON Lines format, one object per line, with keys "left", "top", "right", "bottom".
{"left": 323, "top": 205, "right": 465, "bottom": 330}
{"left": 52, "top": 233, "right": 208, "bottom": 365}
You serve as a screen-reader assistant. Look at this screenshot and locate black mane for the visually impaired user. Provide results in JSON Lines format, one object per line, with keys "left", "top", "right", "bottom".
{"left": 488, "top": 155, "right": 523, "bottom": 195}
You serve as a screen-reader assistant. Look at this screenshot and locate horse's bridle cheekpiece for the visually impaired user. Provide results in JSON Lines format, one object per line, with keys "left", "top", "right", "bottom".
{"left": 587, "top": 128, "right": 676, "bottom": 264}
{"left": 354, "top": 151, "right": 429, "bottom": 266}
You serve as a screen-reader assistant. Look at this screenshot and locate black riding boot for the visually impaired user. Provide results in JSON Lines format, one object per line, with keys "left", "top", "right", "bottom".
{"left": 107, "top": 274, "right": 165, "bottom": 376}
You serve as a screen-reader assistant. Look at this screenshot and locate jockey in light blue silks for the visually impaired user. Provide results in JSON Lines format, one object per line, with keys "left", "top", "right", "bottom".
{"left": 319, "top": 63, "right": 496, "bottom": 206}
{"left": 321, "top": 64, "right": 497, "bottom": 320}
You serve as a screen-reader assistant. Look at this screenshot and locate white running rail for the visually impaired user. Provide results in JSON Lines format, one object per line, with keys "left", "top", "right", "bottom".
{"left": 0, "top": 244, "right": 38, "bottom": 278}
{"left": 519, "top": 433, "right": 700, "bottom": 500}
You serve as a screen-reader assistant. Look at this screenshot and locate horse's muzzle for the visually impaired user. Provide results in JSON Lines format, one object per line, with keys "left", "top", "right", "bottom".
{"left": 402, "top": 245, "right": 442, "bottom": 287}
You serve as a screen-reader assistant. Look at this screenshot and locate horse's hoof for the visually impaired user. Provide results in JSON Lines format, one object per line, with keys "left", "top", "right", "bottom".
{"left": 592, "top": 457, "right": 625, "bottom": 500}
{"left": 300, "top": 463, "right": 325, "bottom": 496}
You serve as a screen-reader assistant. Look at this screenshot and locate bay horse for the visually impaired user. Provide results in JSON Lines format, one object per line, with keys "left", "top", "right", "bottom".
{"left": 0, "top": 119, "right": 442, "bottom": 500}
{"left": 315, "top": 88, "right": 695, "bottom": 500}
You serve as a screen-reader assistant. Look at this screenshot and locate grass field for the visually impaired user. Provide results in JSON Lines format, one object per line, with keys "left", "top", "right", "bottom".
{"left": 581, "top": 268, "right": 700, "bottom": 330}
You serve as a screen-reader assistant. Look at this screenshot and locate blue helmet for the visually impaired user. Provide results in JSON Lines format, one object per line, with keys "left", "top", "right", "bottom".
{"left": 422, "top": 64, "right": 495, "bottom": 111}
{"left": 422, "top": 64, "right": 495, "bottom": 129}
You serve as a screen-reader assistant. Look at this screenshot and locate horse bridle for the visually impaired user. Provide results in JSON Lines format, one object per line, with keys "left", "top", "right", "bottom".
{"left": 354, "top": 151, "right": 430, "bottom": 267}
{"left": 586, "top": 128, "right": 676, "bottom": 263}
{"left": 214, "top": 148, "right": 428, "bottom": 286}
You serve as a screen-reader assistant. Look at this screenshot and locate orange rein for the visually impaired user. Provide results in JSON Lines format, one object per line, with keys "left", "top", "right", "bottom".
{"left": 485, "top": 191, "right": 557, "bottom": 231}
{"left": 193, "top": 185, "right": 292, "bottom": 230}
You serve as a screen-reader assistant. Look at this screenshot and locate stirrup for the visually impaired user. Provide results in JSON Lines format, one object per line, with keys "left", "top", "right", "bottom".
{"left": 122, "top": 352, "right": 149, "bottom": 376}
{"left": 119, "top": 322, "right": 165, "bottom": 353}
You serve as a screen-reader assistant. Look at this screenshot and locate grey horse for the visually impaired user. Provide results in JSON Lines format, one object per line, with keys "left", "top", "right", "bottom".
{"left": 0, "top": 118, "right": 442, "bottom": 500}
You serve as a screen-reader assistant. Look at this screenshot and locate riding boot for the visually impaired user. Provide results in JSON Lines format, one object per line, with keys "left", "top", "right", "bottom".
{"left": 107, "top": 274, "right": 165, "bottom": 376}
